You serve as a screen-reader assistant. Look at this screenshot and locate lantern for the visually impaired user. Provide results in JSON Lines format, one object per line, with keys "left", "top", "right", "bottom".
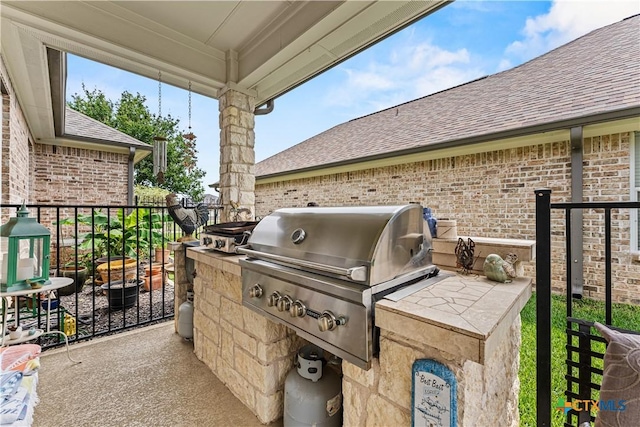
{"left": 0, "top": 203, "right": 51, "bottom": 292}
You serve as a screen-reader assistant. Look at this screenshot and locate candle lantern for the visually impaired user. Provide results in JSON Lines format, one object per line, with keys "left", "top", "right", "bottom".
{"left": 0, "top": 203, "right": 51, "bottom": 292}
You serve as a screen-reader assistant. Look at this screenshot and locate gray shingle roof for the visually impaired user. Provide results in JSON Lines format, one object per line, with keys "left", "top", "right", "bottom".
{"left": 64, "top": 106, "right": 151, "bottom": 149}
{"left": 256, "top": 15, "right": 640, "bottom": 178}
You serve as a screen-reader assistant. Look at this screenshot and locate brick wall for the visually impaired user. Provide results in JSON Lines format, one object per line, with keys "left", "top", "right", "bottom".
{"left": 1, "top": 56, "right": 31, "bottom": 205}
{"left": 581, "top": 133, "right": 637, "bottom": 302}
{"left": 32, "top": 144, "right": 128, "bottom": 205}
{"left": 256, "top": 132, "right": 640, "bottom": 302}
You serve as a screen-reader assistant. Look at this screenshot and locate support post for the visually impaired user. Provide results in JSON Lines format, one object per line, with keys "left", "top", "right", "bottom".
{"left": 217, "top": 86, "right": 256, "bottom": 222}
{"left": 535, "top": 188, "right": 552, "bottom": 427}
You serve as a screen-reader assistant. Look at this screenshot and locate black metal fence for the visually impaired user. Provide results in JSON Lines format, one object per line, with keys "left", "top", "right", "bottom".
{"left": 1, "top": 200, "right": 215, "bottom": 349}
{"left": 535, "top": 189, "right": 640, "bottom": 426}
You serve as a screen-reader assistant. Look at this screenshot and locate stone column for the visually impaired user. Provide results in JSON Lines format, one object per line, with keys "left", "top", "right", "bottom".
{"left": 218, "top": 85, "right": 256, "bottom": 222}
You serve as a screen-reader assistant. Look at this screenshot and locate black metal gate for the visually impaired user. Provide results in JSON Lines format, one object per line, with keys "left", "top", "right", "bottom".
{"left": 1, "top": 201, "right": 213, "bottom": 349}
{"left": 535, "top": 189, "right": 640, "bottom": 426}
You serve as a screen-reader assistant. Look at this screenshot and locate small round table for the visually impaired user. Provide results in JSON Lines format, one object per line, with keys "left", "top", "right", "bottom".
{"left": 1, "top": 277, "right": 81, "bottom": 363}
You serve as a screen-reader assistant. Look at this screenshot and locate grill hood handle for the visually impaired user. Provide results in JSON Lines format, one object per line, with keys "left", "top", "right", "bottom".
{"left": 236, "top": 247, "right": 368, "bottom": 282}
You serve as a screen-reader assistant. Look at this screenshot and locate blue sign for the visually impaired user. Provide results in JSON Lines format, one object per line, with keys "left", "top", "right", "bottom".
{"left": 412, "top": 359, "right": 457, "bottom": 427}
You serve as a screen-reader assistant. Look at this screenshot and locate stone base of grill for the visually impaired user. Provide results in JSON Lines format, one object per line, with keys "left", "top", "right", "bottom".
{"left": 178, "top": 246, "right": 532, "bottom": 426}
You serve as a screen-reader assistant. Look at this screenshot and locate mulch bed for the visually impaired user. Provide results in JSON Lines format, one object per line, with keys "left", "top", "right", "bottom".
{"left": 23, "top": 273, "right": 175, "bottom": 348}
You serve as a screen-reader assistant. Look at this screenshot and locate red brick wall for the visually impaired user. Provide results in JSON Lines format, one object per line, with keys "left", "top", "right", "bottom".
{"left": 256, "top": 132, "right": 639, "bottom": 303}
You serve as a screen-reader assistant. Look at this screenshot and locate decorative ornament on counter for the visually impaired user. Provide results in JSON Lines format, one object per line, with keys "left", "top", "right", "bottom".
{"left": 455, "top": 237, "right": 475, "bottom": 274}
{"left": 483, "top": 253, "right": 518, "bottom": 283}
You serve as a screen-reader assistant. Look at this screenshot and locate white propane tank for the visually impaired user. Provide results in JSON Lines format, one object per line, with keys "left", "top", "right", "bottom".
{"left": 284, "top": 345, "right": 342, "bottom": 427}
{"left": 178, "top": 290, "right": 194, "bottom": 339}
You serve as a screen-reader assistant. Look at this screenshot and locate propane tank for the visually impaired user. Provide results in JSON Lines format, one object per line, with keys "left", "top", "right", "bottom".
{"left": 178, "top": 290, "right": 194, "bottom": 339}
{"left": 284, "top": 345, "right": 342, "bottom": 427}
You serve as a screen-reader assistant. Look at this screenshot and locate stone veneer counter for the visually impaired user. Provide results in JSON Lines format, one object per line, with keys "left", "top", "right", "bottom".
{"left": 185, "top": 247, "right": 301, "bottom": 424}
{"left": 344, "top": 273, "right": 532, "bottom": 426}
{"left": 183, "top": 247, "right": 532, "bottom": 426}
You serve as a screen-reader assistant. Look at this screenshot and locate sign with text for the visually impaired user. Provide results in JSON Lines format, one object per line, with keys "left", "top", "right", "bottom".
{"left": 412, "top": 359, "right": 457, "bottom": 427}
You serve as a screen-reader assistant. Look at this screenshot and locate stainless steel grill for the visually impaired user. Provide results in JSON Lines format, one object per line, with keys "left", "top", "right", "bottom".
{"left": 239, "top": 205, "right": 439, "bottom": 369}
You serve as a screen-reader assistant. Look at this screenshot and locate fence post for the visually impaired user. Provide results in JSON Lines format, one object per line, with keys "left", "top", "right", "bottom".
{"left": 535, "top": 188, "right": 552, "bottom": 427}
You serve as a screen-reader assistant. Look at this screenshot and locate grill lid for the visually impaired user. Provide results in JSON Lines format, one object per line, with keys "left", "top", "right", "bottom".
{"left": 243, "top": 205, "right": 430, "bottom": 285}
{"left": 203, "top": 221, "right": 259, "bottom": 236}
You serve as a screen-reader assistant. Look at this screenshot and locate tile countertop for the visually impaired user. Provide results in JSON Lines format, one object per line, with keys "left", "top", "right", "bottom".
{"left": 375, "top": 273, "right": 532, "bottom": 364}
{"left": 186, "top": 246, "right": 243, "bottom": 276}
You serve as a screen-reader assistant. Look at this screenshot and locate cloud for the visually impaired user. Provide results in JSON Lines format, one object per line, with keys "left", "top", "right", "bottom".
{"left": 504, "top": 0, "right": 640, "bottom": 63}
{"left": 325, "top": 40, "right": 485, "bottom": 114}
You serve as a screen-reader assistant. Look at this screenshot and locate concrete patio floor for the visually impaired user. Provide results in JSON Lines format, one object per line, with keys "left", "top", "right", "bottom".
{"left": 34, "top": 321, "right": 282, "bottom": 427}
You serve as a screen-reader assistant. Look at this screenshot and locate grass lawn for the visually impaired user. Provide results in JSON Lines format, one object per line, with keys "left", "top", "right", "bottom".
{"left": 519, "top": 293, "right": 640, "bottom": 426}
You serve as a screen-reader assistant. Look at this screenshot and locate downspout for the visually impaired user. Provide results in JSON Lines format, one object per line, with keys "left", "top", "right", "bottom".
{"left": 254, "top": 99, "right": 274, "bottom": 115}
{"left": 128, "top": 147, "right": 135, "bottom": 206}
{"left": 570, "top": 126, "right": 584, "bottom": 297}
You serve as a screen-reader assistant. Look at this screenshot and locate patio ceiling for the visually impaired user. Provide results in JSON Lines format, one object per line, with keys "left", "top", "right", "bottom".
{"left": 0, "top": 0, "right": 449, "bottom": 143}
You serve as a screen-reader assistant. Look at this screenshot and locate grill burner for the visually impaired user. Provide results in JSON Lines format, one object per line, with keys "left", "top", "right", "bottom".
{"left": 200, "top": 221, "right": 259, "bottom": 253}
{"left": 239, "top": 205, "right": 439, "bottom": 369}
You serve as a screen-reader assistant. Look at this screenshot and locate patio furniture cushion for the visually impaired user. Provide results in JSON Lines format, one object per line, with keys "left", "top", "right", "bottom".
{"left": 0, "top": 371, "right": 23, "bottom": 399}
{"left": 0, "top": 344, "right": 41, "bottom": 372}
{"left": 594, "top": 322, "right": 640, "bottom": 427}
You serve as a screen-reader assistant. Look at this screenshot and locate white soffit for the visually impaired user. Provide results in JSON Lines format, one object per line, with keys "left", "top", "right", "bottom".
{"left": 0, "top": 17, "right": 55, "bottom": 139}
{"left": 1, "top": 0, "right": 448, "bottom": 103}
{"left": 244, "top": 0, "right": 448, "bottom": 103}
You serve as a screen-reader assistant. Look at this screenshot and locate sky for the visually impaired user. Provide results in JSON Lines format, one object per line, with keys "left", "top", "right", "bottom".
{"left": 66, "top": 0, "right": 640, "bottom": 195}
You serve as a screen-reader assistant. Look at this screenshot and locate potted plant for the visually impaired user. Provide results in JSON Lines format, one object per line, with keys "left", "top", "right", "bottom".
{"left": 101, "top": 278, "right": 142, "bottom": 310}
{"left": 57, "top": 262, "right": 89, "bottom": 296}
{"left": 57, "top": 207, "right": 169, "bottom": 269}
{"left": 153, "top": 243, "right": 171, "bottom": 264}
{"left": 56, "top": 248, "right": 91, "bottom": 296}
{"left": 143, "top": 270, "right": 163, "bottom": 291}
{"left": 96, "top": 259, "right": 138, "bottom": 283}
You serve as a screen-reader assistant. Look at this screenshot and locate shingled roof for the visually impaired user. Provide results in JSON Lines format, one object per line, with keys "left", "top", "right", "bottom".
{"left": 64, "top": 106, "right": 151, "bottom": 149}
{"left": 255, "top": 14, "right": 640, "bottom": 178}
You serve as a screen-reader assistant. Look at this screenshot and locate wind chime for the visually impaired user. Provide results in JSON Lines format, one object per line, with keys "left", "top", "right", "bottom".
{"left": 153, "top": 70, "right": 167, "bottom": 184}
{"left": 182, "top": 81, "right": 197, "bottom": 171}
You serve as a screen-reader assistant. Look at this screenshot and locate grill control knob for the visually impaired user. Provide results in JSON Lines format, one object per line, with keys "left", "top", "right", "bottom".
{"left": 277, "top": 295, "right": 293, "bottom": 312}
{"left": 248, "top": 284, "right": 263, "bottom": 299}
{"left": 214, "top": 239, "right": 225, "bottom": 249}
{"left": 318, "top": 310, "right": 346, "bottom": 332}
{"left": 267, "top": 291, "right": 281, "bottom": 307}
{"left": 289, "top": 300, "right": 307, "bottom": 318}
{"left": 202, "top": 237, "right": 213, "bottom": 246}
